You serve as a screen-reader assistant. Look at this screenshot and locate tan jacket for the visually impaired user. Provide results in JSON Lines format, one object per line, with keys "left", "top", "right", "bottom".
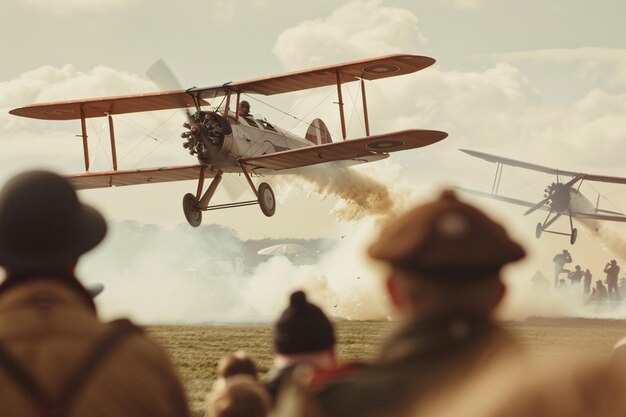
{"left": 0, "top": 278, "right": 189, "bottom": 417}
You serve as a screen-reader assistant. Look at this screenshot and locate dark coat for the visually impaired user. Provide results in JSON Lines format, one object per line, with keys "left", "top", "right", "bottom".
{"left": 315, "top": 315, "right": 520, "bottom": 417}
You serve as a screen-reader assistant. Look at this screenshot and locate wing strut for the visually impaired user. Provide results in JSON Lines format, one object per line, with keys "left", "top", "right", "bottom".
{"left": 107, "top": 114, "right": 118, "bottom": 171}
{"left": 336, "top": 70, "right": 346, "bottom": 140}
{"left": 79, "top": 105, "right": 89, "bottom": 171}
{"left": 492, "top": 162, "right": 503, "bottom": 194}
{"left": 360, "top": 79, "right": 370, "bottom": 137}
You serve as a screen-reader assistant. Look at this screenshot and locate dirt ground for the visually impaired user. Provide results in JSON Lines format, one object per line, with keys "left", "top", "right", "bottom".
{"left": 148, "top": 318, "right": 626, "bottom": 416}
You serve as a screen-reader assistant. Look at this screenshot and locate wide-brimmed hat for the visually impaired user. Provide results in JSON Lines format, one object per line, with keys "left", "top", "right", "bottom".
{"left": 0, "top": 171, "right": 107, "bottom": 269}
{"left": 369, "top": 189, "right": 525, "bottom": 279}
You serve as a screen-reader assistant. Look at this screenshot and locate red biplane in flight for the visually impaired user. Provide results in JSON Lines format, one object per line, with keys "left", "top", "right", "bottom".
{"left": 10, "top": 54, "right": 447, "bottom": 226}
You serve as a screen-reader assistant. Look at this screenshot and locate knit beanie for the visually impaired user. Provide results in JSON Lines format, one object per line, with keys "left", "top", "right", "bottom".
{"left": 273, "top": 291, "right": 335, "bottom": 354}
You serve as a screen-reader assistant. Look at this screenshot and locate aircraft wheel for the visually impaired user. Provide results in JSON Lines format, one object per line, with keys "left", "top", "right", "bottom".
{"left": 258, "top": 182, "right": 276, "bottom": 217}
{"left": 570, "top": 228, "right": 578, "bottom": 245}
{"left": 535, "top": 223, "right": 543, "bottom": 239}
{"left": 183, "top": 193, "right": 202, "bottom": 227}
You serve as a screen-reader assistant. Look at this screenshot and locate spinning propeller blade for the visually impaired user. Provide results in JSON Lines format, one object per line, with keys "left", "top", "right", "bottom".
{"left": 524, "top": 176, "right": 582, "bottom": 216}
{"left": 146, "top": 59, "right": 240, "bottom": 201}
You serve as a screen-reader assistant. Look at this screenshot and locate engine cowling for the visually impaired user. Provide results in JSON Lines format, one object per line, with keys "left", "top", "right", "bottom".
{"left": 181, "top": 111, "right": 232, "bottom": 164}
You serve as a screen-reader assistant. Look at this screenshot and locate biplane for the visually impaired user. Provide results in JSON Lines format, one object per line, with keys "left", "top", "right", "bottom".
{"left": 459, "top": 149, "right": 626, "bottom": 244}
{"left": 10, "top": 54, "right": 447, "bottom": 226}
{"left": 9, "top": 54, "right": 447, "bottom": 226}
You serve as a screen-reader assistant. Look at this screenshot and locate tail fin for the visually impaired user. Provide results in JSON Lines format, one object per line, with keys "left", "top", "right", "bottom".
{"left": 305, "top": 118, "right": 332, "bottom": 145}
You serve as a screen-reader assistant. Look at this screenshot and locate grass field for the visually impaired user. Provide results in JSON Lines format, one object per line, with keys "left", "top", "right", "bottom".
{"left": 148, "top": 318, "right": 626, "bottom": 416}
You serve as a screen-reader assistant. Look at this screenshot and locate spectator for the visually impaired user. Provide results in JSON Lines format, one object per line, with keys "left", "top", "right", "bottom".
{"left": 305, "top": 189, "right": 526, "bottom": 417}
{"left": 568, "top": 265, "right": 584, "bottom": 286}
{"left": 553, "top": 250, "right": 572, "bottom": 288}
{"left": 604, "top": 260, "right": 620, "bottom": 300}
{"left": 217, "top": 351, "right": 258, "bottom": 380}
{"left": 263, "top": 290, "right": 337, "bottom": 404}
{"left": 0, "top": 171, "right": 189, "bottom": 417}
{"left": 206, "top": 375, "right": 270, "bottom": 417}
{"left": 583, "top": 269, "right": 593, "bottom": 295}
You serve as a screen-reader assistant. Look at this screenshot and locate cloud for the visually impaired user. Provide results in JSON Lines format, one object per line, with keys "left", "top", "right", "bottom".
{"left": 19, "top": 0, "right": 139, "bottom": 15}
{"left": 498, "top": 47, "right": 626, "bottom": 88}
{"left": 0, "top": 64, "right": 190, "bottom": 175}
{"left": 272, "top": 0, "right": 428, "bottom": 70}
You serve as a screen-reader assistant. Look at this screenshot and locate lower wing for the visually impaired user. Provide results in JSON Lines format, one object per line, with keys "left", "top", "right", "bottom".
{"left": 455, "top": 187, "right": 552, "bottom": 212}
{"left": 66, "top": 165, "right": 214, "bottom": 190}
{"left": 239, "top": 129, "right": 447, "bottom": 171}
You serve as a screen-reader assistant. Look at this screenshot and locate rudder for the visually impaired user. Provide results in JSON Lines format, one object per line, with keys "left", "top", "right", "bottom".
{"left": 305, "top": 118, "right": 332, "bottom": 145}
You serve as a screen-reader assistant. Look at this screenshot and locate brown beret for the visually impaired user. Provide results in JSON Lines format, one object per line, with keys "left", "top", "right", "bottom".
{"left": 368, "top": 189, "right": 525, "bottom": 279}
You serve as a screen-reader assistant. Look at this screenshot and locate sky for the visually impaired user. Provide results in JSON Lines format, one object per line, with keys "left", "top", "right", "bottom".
{"left": 1, "top": 0, "right": 626, "bottom": 321}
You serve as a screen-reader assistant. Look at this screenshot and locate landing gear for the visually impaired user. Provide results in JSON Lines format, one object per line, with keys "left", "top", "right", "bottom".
{"left": 258, "top": 182, "right": 276, "bottom": 217}
{"left": 535, "top": 223, "right": 543, "bottom": 239}
{"left": 182, "top": 165, "right": 277, "bottom": 226}
{"left": 183, "top": 193, "right": 202, "bottom": 227}
{"left": 570, "top": 228, "right": 578, "bottom": 245}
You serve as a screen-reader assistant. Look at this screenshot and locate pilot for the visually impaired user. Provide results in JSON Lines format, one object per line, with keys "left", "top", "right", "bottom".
{"left": 239, "top": 100, "right": 252, "bottom": 118}
{"left": 306, "top": 189, "right": 527, "bottom": 417}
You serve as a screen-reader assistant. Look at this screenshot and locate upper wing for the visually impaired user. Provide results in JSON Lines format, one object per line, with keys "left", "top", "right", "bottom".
{"left": 461, "top": 149, "right": 626, "bottom": 185}
{"left": 9, "top": 91, "right": 207, "bottom": 121}
{"left": 66, "top": 164, "right": 213, "bottom": 190}
{"left": 240, "top": 129, "right": 447, "bottom": 171}
{"left": 193, "top": 54, "right": 435, "bottom": 97}
{"left": 11, "top": 54, "right": 434, "bottom": 121}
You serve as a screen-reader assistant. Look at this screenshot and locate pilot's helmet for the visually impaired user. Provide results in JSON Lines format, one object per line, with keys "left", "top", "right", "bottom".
{"left": 239, "top": 100, "right": 250, "bottom": 109}
{"left": 368, "top": 189, "right": 525, "bottom": 280}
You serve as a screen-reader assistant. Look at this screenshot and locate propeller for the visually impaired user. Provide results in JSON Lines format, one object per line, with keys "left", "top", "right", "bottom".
{"left": 145, "top": 59, "right": 244, "bottom": 200}
{"left": 524, "top": 176, "right": 581, "bottom": 216}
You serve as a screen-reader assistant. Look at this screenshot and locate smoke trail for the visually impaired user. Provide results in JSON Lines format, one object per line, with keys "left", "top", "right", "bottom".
{"left": 283, "top": 164, "right": 400, "bottom": 221}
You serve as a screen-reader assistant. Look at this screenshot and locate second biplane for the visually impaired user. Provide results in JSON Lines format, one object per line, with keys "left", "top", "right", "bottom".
{"left": 9, "top": 54, "right": 447, "bottom": 226}
{"left": 459, "top": 149, "right": 626, "bottom": 244}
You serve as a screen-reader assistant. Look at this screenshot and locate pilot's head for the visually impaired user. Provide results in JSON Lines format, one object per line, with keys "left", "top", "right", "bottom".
{"left": 239, "top": 100, "right": 250, "bottom": 116}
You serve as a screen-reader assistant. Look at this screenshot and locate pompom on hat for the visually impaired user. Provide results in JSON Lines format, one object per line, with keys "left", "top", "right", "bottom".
{"left": 273, "top": 291, "right": 335, "bottom": 354}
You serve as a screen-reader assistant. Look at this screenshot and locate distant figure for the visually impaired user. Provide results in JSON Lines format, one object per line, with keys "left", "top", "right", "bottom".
{"left": 307, "top": 190, "right": 526, "bottom": 417}
{"left": 595, "top": 280, "right": 609, "bottom": 300}
{"left": 205, "top": 375, "right": 270, "bottom": 417}
{"left": 239, "top": 100, "right": 252, "bottom": 118}
{"left": 217, "top": 351, "right": 258, "bottom": 380}
{"left": 530, "top": 271, "right": 549, "bottom": 293}
{"left": 553, "top": 249, "right": 572, "bottom": 288}
{"left": 0, "top": 171, "right": 189, "bottom": 417}
{"left": 619, "top": 277, "right": 626, "bottom": 298}
{"left": 583, "top": 269, "right": 593, "bottom": 295}
{"left": 604, "top": 259, "right": 620, "bottom": 300}
{"left": 568, "top": 265, "right": 584, "bottom": 286}
{"left": 262, "top": 290, "right": 337, "bottom": 405}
